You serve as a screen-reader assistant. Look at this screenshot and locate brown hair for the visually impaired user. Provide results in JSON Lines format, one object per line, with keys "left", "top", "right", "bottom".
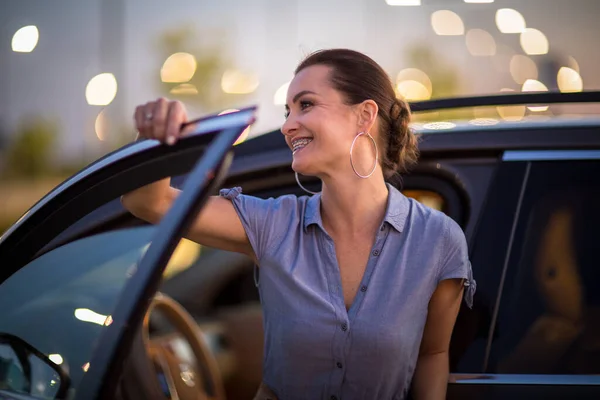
{"left": 295, "top": 49, "right": 419, "bottom": 179}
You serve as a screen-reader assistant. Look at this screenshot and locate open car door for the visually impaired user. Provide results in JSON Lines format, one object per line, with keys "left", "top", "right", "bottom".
{"left": 75, "top": 106, "right": 257, "bottom": 400}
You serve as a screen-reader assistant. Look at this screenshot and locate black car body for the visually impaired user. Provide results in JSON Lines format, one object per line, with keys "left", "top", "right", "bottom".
{"left": 0, "top": 93, "right": 599, "bottom": 399}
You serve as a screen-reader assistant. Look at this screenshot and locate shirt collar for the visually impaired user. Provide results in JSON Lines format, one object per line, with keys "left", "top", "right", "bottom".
{"left": 303, "top": 183, "right": 409, "bottom": 233}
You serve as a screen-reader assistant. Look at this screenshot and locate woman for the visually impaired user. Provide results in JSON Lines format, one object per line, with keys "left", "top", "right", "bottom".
{"left": 123, "top": 48, "right": 475, "bottom": 400}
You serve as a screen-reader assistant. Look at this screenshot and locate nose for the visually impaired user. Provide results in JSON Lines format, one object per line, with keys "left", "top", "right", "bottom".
{"left": 281, "top": 113, "right": 298, "bottom": 137}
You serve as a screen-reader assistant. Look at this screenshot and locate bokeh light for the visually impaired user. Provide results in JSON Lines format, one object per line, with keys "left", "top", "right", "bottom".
{"left": 557, "top": 67, "right": 583, "bottom": 93}
{"left": 160, "top": 52, "right": 197, "bottom": 83}
{"left": 274, "top": 82, "right": 290, "bottom": 105}
{"left": 497, "top": 88, "right": 526, "bottom": 121}
{"left": 221, "top": 69, "right": 259, "bottom": 94}
{"left": 495, "top": 9, "right": 526, "bottom": 34}
{"left": 218, "top": 109, "right": 251, "bottom": 145}
{"left": 396, "top": 68, "right": 433, "bottom": 100}
{"left": 509, "top": 55, "right": 538, "bottom": 84}
{"left": 469, "top": 118, "right": 499, "bottom": 126}
{"left": 466, "top": 29, "right": 496, "bottom": 56}
{"left": 567, "top": 56, "right": 580, "bottom": 73}
{"left": 170, "top": 83, "right": 199, "bottom": 95}
{"left": 11, "top": 25, "right": 39, "bottom": 53}
{"left": 522, "top": 79, "right": 549, "bottom": 111}
{"left": 85, "top": 73, "right": 118, "bottom": 106}
{"left": 423, "top": 121, "right": 457, "bottom": 130}
{"left": 94, "top": 109, "right": 108, "bottom": 141}
{"left": 385, "top": 0, "right": 421, "bottom": 5}
{"left": 396, "top": 80, "right": 431, "bottom": 101}
{"left": 431, "top": 10, "right": 465, "bottom": 36}
{"left": 520, "top": 28, "right": 549, "bottom": 55}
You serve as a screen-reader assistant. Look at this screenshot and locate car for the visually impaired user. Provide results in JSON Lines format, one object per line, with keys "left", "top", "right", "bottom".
{"left": 0, "top": 91, "right": 599, "bottom": 400}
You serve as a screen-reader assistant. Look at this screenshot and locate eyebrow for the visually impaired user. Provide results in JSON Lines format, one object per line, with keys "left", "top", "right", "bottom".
{"left": 285, "top": 90, "right": 317, "bottom": 109}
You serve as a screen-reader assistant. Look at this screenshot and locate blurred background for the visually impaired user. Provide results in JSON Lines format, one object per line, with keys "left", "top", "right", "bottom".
{"left": 1, "top": 0, "right": 599, "bottom": 234}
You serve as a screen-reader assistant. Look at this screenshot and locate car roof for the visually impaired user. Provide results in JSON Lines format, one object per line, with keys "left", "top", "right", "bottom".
{"left": 237, "top": 91, "right": 600, "bottom": 157}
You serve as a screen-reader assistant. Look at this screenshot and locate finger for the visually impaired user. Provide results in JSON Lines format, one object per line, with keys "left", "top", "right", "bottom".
{"left": 140, "top": 101, "right": 156, "bottom": 139}
{"left": 165, "top": 101, "right": 187, "bottom": 145}
{"left": 134, "top": 106, "right": 145, "bottom": 138}
{"left": 152, "top": 98, "right": 170, "bottom": 142}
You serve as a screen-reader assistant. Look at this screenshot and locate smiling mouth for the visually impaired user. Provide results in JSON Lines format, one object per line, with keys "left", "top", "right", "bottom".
{"left": 292, "top": 138, "right": 313, "bottom": 154}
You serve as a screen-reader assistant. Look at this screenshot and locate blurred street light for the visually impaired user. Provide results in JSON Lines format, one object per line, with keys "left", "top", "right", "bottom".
{"left": 557, "top": 67, "right": 583, "bottom": 92}
{"left": 218, "top": 109, "right": 250, "bottom": 145}
{"left": 567, "top": 56, "right": 580, "bottom": 73}
{"left": 522, "top": 79, "right": 549, "bottom": 111}
{"left": 495, "top": 9, "right": 526, "bottom": 34}
{"left": 423, "top": 121, "right": 456, "bottom": 130}
{"left": 469, "top": 118, "right": 499, "bottom": 126}
{"left": 396, "top": 80, "right": 431, "bottom": 101}
{"left": 497, "top": 88, "right": 526, "bottom": 121}
{"left": 274, "top": 82, "right": 290, "bottom": 105}
{"left": 396, "top": 68, "right": 432, "bottom": 94}
{"left": 170, "top": 83, "right": 199, "bottom": 95}
{"left": 221, "top": 69, "right": 259, "bottom": 94}
{"left": 94, "top": 109, "right": 108, "bottom": 141}
{"left": 386, "top": 0, "right": 421, "bottom": 5}
{"left": 431, "top": 10, "right": 465, "bottom": 36}
{"left": 466, "top": 29, "right": 496, "bottom": 56}
{"left": 85, "top": 73, "right": 118, "bottom": 106}
{"left": 160, "top": 52, "right": 197, "bottom": 83}
{"left": 11, "top": 25, "right": 39, "bottom": 53}
{"left": 520, "top": 28, "right": 549, "bottom": 55}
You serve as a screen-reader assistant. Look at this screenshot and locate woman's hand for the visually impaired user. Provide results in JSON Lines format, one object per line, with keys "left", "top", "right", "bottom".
{"left": 134, "top": 98, "right": 188, "bottom": 145}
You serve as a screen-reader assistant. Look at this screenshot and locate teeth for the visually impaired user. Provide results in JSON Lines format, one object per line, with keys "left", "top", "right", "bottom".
{"left": 292, "top": 138, "right": 312, "bottom": 152}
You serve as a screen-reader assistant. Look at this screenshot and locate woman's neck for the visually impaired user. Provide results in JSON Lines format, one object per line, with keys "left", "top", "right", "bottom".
{"left": 319, "top": 170, "right": 389, "bottom": 237}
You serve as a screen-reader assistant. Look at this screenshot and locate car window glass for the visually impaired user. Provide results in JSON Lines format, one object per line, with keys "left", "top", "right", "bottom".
{"left": 488, "top": 160, "right": 600, "bottom": 375}
{"left": 0, "top": 227, "right": 156, "bottom": 398}
{"left": 402, "top": 189, "right": 445, "bottom": 211}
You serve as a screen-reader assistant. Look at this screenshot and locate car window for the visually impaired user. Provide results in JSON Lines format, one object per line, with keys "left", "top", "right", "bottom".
{"left": 488, "top": 160, "right": 600, "bottom": 375}
{"left": 0, "top": 227, "right": 156, "bottom": 399}
{"left": 402, "top": 189, "right": 445, "bottom": 211}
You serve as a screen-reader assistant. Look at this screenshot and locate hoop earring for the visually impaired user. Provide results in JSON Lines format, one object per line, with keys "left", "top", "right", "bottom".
{"left": 295, "top": 172, "right": 320, "bottom": 195}
{"left": 350, "top": 132, "right": 378, "bottom": 179}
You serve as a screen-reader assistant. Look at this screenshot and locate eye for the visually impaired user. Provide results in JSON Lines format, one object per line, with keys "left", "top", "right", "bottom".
{"left": 300, "top": 100, "right": 313, "bottom": 110}
{"left": 284, "top": 109, "right": 290, "bottom": 119}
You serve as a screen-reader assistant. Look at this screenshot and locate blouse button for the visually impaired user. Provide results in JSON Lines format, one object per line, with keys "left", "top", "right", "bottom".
{"left": 341, "top": 323, "right": 348, "bottom": 332}
{"left": 361, "top": 286, "right": 367, "bottom": 292}
{"left": 337, "top": 362, "right": 343, "bottom": 368}
{"left": 372, "top": 249, "right": 380, "bottom": 256}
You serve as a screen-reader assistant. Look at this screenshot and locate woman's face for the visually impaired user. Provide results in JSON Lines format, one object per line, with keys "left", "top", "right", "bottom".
{"left": 282, "top": 65, "right": 360, "bottom": 178}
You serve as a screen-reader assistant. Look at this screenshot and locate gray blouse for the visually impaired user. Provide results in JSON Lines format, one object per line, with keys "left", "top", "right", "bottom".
{"left": 220, "top": 183, "right": 475, "bottom": 400}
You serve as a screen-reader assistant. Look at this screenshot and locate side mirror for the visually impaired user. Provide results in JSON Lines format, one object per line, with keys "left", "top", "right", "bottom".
{"left": 0, "top": 333, "right": 70, "bottom": 399}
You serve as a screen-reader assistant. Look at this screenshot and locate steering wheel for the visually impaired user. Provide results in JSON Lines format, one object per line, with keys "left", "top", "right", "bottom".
{"left": 142, "top": 292, "right": 226, "bottom": 400}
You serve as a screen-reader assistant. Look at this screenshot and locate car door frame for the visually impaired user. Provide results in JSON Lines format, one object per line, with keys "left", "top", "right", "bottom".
{"left": 0, "top": 108, "right": 255, "bottom": 282}
{"left": 73, "top": 107, "right": 256, "bottom": 400}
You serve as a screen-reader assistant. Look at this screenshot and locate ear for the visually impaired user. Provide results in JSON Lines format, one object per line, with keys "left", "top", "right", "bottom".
{"left": 356, "top": 99, "right": 379, "bottom": 134}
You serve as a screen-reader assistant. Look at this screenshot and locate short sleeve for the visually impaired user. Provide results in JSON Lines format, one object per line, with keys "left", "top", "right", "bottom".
{"left": 438, "top": 216, "right": 477, "bottom": 308}
{"left": 219, "top": 187, "right": 288, "bottom": 264}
